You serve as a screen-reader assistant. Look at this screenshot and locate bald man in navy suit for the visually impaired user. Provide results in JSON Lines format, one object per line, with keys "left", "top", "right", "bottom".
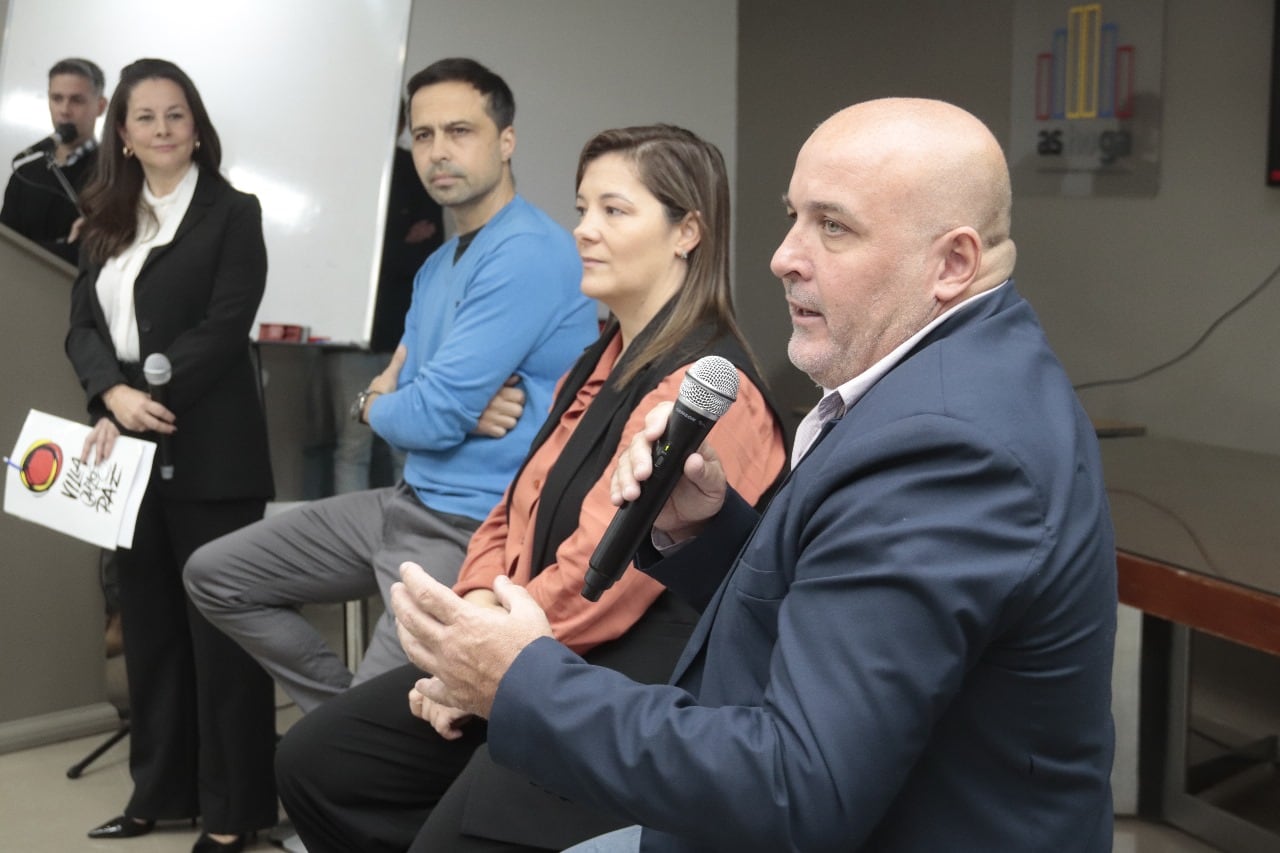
{"left": 386, "top": 98, "right": 1117, "bottom": 853}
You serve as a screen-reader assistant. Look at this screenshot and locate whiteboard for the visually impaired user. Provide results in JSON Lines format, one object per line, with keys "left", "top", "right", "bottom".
{"left": 0, "top": 0, "right": 411, "bottom": 346}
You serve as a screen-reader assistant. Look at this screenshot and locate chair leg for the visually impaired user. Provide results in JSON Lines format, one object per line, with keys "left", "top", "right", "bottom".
{"left": 66, "top": 721, "right": 130, "bottom": 779}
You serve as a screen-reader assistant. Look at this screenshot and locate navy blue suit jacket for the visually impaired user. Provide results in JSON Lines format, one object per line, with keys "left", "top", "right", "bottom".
{"left": 488, "top": 283, "right": 1117, "bottom": 852}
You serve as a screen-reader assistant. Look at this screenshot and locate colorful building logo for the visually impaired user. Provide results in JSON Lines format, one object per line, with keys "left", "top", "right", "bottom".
{"left": 1036, "top": 3, "right": 1136, "bottom": 122}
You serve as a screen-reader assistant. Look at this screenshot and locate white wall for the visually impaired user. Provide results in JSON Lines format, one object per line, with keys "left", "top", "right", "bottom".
{"left": 406, "top": 0, "right": 738, "bottom": 236}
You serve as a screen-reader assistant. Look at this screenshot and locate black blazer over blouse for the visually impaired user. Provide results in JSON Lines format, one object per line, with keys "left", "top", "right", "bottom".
{"left": 65, "top": 169, "right": 274, "bottom": 502}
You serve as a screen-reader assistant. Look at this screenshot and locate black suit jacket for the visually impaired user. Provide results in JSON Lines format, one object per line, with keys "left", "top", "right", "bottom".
{"left": 0, "top": 147, "right": 97, "bottom": 264}
{"left": 65, "top": 169, "right": 273, "bottom": 501}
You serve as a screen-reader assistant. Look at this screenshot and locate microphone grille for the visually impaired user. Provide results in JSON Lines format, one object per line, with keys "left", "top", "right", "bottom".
{"left": 678, "top": 355, "right": 739, "bottom": 420}
{"left": 143, "top": 352, "right": 172, "bottom": 385}
{"left": 54, "top": 122, "right": 78, "bottom": 144}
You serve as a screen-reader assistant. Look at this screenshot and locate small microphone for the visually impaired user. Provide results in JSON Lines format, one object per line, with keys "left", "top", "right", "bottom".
{"left": 12, "top": 122, "right": 79, "bottom": 162}
{"left": 582, "top": 355, "right": 739, "bottom": 601}
{"left": 143, "top": 353, "right": 174, "bottom": 481}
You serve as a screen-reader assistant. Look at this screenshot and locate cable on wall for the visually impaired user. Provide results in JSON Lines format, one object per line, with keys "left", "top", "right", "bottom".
{"left": 1073, "top": 257, "right": 1280, "bottom": 392}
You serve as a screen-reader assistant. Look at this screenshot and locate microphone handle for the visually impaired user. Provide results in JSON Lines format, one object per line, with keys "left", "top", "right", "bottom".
{"left": 148, "top": 382, "right": 174, "bottom": 480}
{"left": 582, "top": 405, "right": 715, "bottom": 601}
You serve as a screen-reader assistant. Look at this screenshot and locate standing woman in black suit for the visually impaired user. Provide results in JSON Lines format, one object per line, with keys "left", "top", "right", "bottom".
{"left": 65, "top": 58, "right": 276, "bottom": 853}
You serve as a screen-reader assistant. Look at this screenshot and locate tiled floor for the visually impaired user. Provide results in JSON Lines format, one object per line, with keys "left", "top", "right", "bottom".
{"left": 0, "top": 704, "right": 302, "bottom": 852}
{"left": 0, "top": 720, "right": 1228, "bottom": 852}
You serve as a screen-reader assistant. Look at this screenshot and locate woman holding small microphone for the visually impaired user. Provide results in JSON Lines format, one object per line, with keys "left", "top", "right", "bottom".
{"left": 66, "top": 58, "right": 275, "bottom": 853}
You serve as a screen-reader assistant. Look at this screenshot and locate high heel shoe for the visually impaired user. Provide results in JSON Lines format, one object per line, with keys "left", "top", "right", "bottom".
{"left": 87, "top": 814, "right": 156, "bottom": 839}
{"left": 191, "top": 831, "right": 247, "bottom": 852}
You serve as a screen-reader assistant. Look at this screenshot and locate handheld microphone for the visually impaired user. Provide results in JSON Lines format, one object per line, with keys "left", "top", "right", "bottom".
{"left": 582, "top": 355, "right": 739, "bottom": 601}
{"left": 12, "top": 122, "right": 78, "bottom": 162}
{"left": 142, "top": 353, "right": 174, "bottom": 481}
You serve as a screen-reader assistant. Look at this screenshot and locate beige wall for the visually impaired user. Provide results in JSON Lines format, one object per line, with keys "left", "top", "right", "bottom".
{"left": 0, "top": 228, "right": 112, "bottom": 742}
{"left": 736, "top": 0, "right": 1280, "bottom": 457}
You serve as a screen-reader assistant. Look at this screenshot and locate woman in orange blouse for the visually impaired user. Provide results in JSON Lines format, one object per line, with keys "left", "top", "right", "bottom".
{"left": 276, "top": 125, "right": 787, "bottom": 853}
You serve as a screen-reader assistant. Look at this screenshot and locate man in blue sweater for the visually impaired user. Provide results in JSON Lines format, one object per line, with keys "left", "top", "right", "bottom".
{"left": 186, "top": 58, "right": 597, "bottom": 713}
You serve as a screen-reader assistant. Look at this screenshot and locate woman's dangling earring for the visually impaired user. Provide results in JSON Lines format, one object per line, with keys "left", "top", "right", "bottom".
{"left": 122, "top": 145, "right": 133, "bottom": 158}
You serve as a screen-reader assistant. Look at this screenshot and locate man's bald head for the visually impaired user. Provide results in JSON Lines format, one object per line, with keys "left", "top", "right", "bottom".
{"left": 772, "top": 99, "right": 1017, "bottom": 387}
{"left": 807, "top": 98, "right": 1015, "bottom": 285}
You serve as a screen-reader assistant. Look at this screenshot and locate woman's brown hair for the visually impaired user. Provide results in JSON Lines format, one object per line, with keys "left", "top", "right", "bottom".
{"left": 80, "top": 58, "right": 225, "bottom": 264}
{"left": 576, "top": 124, "right": 756, "bottom": 388}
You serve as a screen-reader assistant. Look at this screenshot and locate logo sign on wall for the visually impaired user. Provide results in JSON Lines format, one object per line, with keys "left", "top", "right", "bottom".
{"left": 1010, "top": 0, "right": 1165, "bottom": 197}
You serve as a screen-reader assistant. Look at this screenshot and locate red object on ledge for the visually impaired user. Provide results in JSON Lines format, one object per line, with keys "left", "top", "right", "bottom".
{"left": 258, "top": 323, "right": 309, "bottom": 343}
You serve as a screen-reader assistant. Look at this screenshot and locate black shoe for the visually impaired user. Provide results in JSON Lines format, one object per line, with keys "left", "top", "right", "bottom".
{"left": 87, "top": 814, "right": 156, "bottom": 839}
{"left": 192, "top": 832, "right": 248, "bottom": 852}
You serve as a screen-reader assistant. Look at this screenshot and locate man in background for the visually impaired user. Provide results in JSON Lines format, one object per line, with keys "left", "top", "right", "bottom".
{"left": 1, "top": 57, "right": 106, "bottom": 264}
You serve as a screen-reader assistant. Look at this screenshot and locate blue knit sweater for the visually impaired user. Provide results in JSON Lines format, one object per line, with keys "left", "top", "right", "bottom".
{"left": 369, "top": 195, "right": 596, "bottom": 521}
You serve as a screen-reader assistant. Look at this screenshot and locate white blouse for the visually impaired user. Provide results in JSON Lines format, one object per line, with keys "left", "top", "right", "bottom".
{"left": 95, "top": 163, "right": 199, "bottom": 362}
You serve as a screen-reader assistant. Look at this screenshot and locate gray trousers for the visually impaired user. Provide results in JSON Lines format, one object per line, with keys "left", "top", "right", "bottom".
{"left": 185, "top": 482, "right": 479, "bottom": 713}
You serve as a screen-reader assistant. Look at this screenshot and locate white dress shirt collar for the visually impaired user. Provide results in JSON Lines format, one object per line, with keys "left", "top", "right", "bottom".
{"left": 791, "top": 281, "right": 1009, "bottom": 467}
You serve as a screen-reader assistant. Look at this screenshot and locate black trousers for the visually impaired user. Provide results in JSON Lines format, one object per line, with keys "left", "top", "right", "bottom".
{"left": 117, "top": 493, "right": 277, "bottom": 834}
{"left": 277, "top": 594, "right": 698, "bottom": 852}
{"left": 275, "top": 663, "right": 492, "bottom": 853}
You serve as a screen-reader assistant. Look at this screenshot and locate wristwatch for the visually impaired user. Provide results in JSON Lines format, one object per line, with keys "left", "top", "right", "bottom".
{"left": 350, "top": 388, "right": 381, "bottom": 424}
